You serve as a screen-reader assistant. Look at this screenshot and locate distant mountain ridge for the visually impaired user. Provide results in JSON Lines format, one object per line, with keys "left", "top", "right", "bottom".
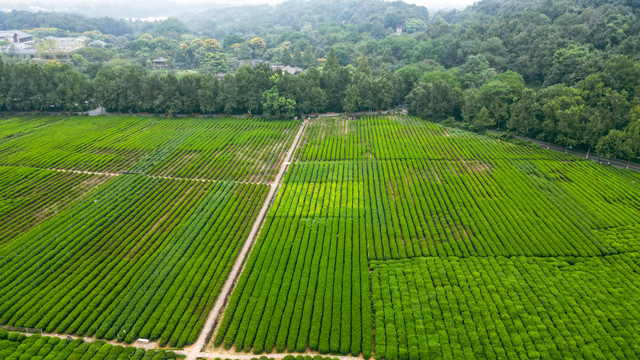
{"left": 180, "top": 0, "right": 430, "bottom": 33}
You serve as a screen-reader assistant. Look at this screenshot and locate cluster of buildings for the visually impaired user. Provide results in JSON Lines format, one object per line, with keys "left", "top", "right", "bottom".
{"left": 0, "top": 30, "right": 36, "bottom": 59}
{"left": 270, "top": 65, "right": 303, "bottom": 75}
{"left": 231, "top": 58, "right": 303, "bottom": 75}
{"left": 0, "top": 30, "right": 106, "bottom": 61}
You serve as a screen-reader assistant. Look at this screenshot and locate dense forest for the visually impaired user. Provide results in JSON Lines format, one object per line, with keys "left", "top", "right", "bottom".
{"left": 0, "top": 0, "right": 639, "bottom": 161}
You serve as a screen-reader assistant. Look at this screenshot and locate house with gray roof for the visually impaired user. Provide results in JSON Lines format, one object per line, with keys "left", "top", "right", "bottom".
{"left": 270, "top": 65, "right": 303, "bottom": 75}
{"left": 0, "top": 30, "right": 34, "bottom": 44}
{"left": 0, "top": 44, "right": 37, "bottom": 59}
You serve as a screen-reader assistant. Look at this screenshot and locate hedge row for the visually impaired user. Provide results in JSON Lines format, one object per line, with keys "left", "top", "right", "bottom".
{"left": 0, "top": 116, "right": 299, "bottom": 181}
{"left": 371, "top": 255, "right": 640, "bottom": 360}
{"left": 0, "top": 166, "right": 109, "bottom": 246}
{"left": 0, "top": 175, "right": 268, "bottom": 347}
{"left": 0, "top": 331, "right": 179, "bottom": 359}
{"left": 296, "top": 115, "right": 568, "bottom": 162}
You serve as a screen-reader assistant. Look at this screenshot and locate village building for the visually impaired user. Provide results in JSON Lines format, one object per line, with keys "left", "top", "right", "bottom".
{"left": 270, "top": 65, "right": 303, "bottom": 75}
{"left": 0, "top": 30, "right": 34, "bottom": 44}
{"left": 89, "top": 40, "right": 107, "bottom": 47}
{"left": 0, "top": 45, "right": 37, "bottom": 60}
{"left": 153, "top": 57, "right": 169, "bottom": 69}
{"left": 40, "top": 36, "right": 88, "bottom": 60}
{"left": 235, "top": 58, "right": 264, "bottom": 67}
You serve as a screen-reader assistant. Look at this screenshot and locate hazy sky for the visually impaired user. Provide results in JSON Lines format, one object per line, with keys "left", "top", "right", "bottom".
{"left": 177, "top": 0, "right": 478, "bottom": 10}
{"left": 219, "top": 0, "right": 478, "bottom": 9}
{"left": 3, "top": 0, "right": 478, "bottom": 12}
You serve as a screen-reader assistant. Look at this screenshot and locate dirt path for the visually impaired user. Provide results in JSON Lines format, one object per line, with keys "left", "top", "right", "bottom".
{"left": 40, "top": 167, "right": 270, "bottom": 185}
{"left": 184, "top": 120, "right": 308, "bottom": 360}
{"left": 194, "top": 351, "right": 363, "bottom": 360}
{"left": 45, "top": 168, "right": 120, "bottom": 177}
{"left": 147, "top": 174, "right": 269, "bottom": 186}
{"left": 18, "top": 331, "right": 161, "bottom": 351}
{"left": 14, "top": 330, "right": 364, "bottom": 360}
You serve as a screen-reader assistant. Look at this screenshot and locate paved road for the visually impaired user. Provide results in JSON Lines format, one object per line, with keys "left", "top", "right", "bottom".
{"left": 486, "top": 129, "right": 640, "bottom": 173}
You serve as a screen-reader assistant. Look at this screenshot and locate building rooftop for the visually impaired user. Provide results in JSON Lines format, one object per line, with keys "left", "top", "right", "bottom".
{"left": 0, "top": 45, "right": 37, "bottom": 55}
{"left": 0, "top": 30, "right": 32, "bottom": 39}
{"left": 270, "top": 65, "right": 303, "bottom": 75}
{"left": 0, "top": 30, "right": 34, "bottom": 44}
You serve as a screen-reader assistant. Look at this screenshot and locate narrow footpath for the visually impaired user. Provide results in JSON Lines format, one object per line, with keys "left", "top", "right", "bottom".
{"left": 186, "top": 119, "right": 309, "bottom": 360}
{"left": 17, "top": 330, "right": 364, "bottom": 360}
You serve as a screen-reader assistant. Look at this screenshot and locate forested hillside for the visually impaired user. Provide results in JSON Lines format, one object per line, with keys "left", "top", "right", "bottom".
{"left": 0, "top": 10, "right": 132, "bottom": 36}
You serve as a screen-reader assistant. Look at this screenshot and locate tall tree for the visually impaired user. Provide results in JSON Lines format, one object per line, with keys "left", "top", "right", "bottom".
{"left": 507, "top": 89, "right": 539, "bottom": 136}
{"left": 342, "top": 84, "right": 361, "bottom": 113}
{"left": 324, "top": 48, "right": 340, "bottom": 70}
{"left": 597, "top": 130, "right": 626, "bottom": 162}
{"left": 479, "top": 70, "right": 525, "bottom": 130}
{"left": 302, "top": 44, "right": 316, "bottom": 68}
{"left": 471, "top": 106, "right": 496, "bottom": 131}
{"left": 280, "top": 47, "right": 292, "bottom": 66}
{"left": 292, "top": 45, "right": 303, "bottom": 67}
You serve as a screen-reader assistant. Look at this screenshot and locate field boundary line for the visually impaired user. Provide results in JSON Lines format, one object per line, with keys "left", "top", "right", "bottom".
{"left": 1, "top": 164, "right": 273, "bottom": 185}
{"left": 186, "top": 119, "right": 309, "bottom": 359}
{"left": 16, "top": 331, "right": 161, "bottom": 351}
{"left": 7, "top": 330, "right": 365, "bottom": 360}
{"left": 194, "top": 351, "right": 363, "bottom": 360}
{"left": 486, "top": 129, "right": 640, "bottom": 172}
{"left": 45, "top": 168, "right": 120, "bottom": 177}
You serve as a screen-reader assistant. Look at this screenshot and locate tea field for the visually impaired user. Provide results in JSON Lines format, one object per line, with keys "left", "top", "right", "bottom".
{"left": 215, "top": 116, "right": 640, "bottom": 359}
{"left": 1, "top": 115, "right": 639, "bottom": 360}
{"left": 0, "top": 115, "right": 296, "bottom": 349}
{"left": 0, "top": 330, "right": 179, "bottom": 360}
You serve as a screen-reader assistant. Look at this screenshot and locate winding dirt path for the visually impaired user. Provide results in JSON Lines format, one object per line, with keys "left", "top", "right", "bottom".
{"left": 185, "top": 120, "right": 309, "bottom": 360}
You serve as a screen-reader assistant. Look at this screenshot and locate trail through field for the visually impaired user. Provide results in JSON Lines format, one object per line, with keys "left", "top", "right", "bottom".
{"left": 19, "top": 331, "right": 162, "bottom": 351}
{"left": 185, "top": 119, "right": 309, "bottom": 360}
{"left": 12, "top": 330, "right": 365, "bottom": 360}
{"left": 45, "top": 167, "right": 120, "bottom": 177}
{"left": 195, "top": 350, "right": 364, "bottom": 360}
{"left": 39, "top": 166, "right": 271, "bottom": 185}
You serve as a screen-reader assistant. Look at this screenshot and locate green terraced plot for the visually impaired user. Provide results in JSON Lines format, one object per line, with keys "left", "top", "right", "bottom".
{"left": 0, "top": 116, "right": 298, "bottom": 180}
{"left": 0, "top": 330, "right": 179, "bottom": 359}
{"left": 1, "top": 115, "right": 639, "bottom": 360}
{"left": 216, "top": 115, "right": 640, "bottom": 359}
{"left": 0, "top": 176, "right": 267, "bottom": 347}
{"left": 371, "top": 255, "right": 640, "bottom": 360}
{"left": 0, "top": 115, "right": 300, "bottom": 349}
{"left": 0, "top": 166, "right": 110, "bottom": 247}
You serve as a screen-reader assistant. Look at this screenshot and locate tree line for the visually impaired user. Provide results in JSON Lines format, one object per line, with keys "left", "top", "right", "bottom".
{"left": 405, "top": 53, "right": 640, "bottom": 164}
{"left": 0, "top": 48, "right": 638, "bottom": 163}
{"left": 0, "top": 49, "right": 401, "bottom": 117}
